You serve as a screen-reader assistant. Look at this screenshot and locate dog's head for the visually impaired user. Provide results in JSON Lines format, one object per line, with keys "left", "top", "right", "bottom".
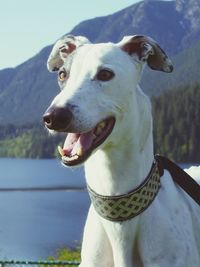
{"left": 43, "top": 35, "right": 173, "bottom": 166}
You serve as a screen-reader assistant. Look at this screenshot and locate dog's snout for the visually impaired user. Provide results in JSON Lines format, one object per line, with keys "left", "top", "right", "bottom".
{"left": 43, "top": 106, "right": 73, "bottom": 131}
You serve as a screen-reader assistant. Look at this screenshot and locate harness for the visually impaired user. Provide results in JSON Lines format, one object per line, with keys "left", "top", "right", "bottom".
{"left": 87, "top": 155, "right": 200, "bottom": 222}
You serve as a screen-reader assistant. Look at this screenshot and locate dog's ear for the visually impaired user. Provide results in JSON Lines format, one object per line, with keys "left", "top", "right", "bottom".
{"left": 118, "top": 35, "right": 173, "bottom": 73}
{"left": 47, "top": 35, "right": 90, "bottom": 72}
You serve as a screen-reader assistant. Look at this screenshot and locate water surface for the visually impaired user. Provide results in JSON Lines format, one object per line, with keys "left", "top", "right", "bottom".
{"left": 0, "top": 158, "right": 90, "bottom": 260}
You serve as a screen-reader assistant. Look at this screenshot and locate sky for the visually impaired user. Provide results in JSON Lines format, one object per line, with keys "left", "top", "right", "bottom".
{"left": 0, "top": 0, "right": 142, "bottom": 70}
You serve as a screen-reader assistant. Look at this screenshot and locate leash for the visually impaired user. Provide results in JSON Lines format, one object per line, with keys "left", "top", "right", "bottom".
{"left": 155, "top": 155, "right": 200, "bottom": 206}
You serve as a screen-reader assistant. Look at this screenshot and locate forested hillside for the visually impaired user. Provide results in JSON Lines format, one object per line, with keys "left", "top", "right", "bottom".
{"left": 0, "top": 83, "right": 199, "bottom": 162}
{"left": 153, "top": 83, "right": 200, "bottom": 162}
{"left": 0, "top": 124, "right": 62, "bottom": 158}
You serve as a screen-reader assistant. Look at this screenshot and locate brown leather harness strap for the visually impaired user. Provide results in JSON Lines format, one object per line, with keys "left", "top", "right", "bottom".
{"left": 155, "top": 154, "right": 200, "bottom": 206}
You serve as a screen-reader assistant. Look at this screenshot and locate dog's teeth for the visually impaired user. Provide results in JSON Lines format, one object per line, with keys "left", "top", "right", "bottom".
{"left": 58, "top": 146, "right": 65, "bottom": 157}
{"left": 99, "top": 121, "right": 106, "bottom": 128}
{"left": 95, "top": 122, "right": 106, "bottom": 136}
{"left": 76, "top": 147, "right": 83, "bottom": 157}
{"left": 67, "top": 154, "right": 79, "bottom": 161}
{"left": 95, "top": 126, "right": 103, "bottom": 136}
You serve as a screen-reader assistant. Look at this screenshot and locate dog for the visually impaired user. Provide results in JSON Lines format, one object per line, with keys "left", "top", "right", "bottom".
{"left": 43, "top": 35, "right": 200, "bottom": 267}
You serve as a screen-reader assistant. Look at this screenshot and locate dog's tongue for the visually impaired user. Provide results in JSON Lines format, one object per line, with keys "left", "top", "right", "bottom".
{"left": 63, "top": 131, "right": 94, "bottom": 156}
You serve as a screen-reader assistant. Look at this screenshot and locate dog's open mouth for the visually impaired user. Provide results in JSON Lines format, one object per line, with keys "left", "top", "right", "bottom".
{"left": 57, "top": 117, "right": 115, "bottom": 166}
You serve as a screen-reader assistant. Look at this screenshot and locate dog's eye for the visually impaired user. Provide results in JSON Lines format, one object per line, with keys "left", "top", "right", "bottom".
{"left": 96, "top": 69, "right": 115, "bottom": 81}
{"left": 58, "top": 70, "right": 68, "bottom": 82}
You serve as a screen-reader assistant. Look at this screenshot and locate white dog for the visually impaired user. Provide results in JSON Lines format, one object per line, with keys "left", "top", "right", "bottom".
{"left": 43, "top": 35, "right": 200, "bottom": 267}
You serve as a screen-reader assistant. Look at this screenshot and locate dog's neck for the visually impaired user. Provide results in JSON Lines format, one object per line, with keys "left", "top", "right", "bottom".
{"left": 85, "top": 86, "right": 154, "bottom": 196}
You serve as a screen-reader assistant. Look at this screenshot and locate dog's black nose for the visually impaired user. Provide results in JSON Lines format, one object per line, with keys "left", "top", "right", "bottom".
{"left": 43, "top": 106, "right": 73, "bottom": 131}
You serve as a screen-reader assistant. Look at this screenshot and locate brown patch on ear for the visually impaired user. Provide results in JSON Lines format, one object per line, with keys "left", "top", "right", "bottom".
{"left": 122, "top": 36, "right": 148, "bottom": 60}
{"left": 47, "top": 35, "right": 90, "bottom": 72}
{"left": 123, "top": 42, "right": 142, "bottom": 58}
{"left": 147, "top": 43, "right": 173, "bottom": 73}
{"left": 59, "top": 43, "right": 76, "bottom": 55}
{"left": 120, "top": 35, "right": 173, "bottom": 73}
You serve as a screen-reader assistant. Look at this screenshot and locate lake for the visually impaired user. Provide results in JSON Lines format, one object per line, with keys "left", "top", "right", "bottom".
{"left": 0, "top": 158, "right": 90, "bottom": 260}
{"left": 0, "top": 158, "right": 199, "bottom": 260}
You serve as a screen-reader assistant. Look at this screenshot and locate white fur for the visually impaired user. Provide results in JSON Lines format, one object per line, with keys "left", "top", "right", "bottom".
{"left": 47, "top": 37, "right": 200, "bottom": 267}
{"left": 185, "top": 166, "right": 200, "bottom": 181}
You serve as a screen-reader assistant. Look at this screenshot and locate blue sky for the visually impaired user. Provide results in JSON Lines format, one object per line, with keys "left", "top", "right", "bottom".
{"left": 0, "top": 0, "right": 142, "bottom": 70}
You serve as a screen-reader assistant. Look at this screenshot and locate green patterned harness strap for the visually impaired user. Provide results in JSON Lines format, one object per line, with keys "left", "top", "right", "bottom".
{"left": 87, "top": 161, "right": 161, "bottom": 222}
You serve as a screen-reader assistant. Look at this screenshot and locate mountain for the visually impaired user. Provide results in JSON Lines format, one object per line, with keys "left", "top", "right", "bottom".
{"left": 70, "top": 0, "right": 200, "bottom": 54}
{"left": 0, "top": 47, "right": 57, "bottom": 124}
{"left": 142, "top": 40, "right": 200, "bottom": 95}
{"left": 1, "top": 0, "right": 200, "bottom": 125}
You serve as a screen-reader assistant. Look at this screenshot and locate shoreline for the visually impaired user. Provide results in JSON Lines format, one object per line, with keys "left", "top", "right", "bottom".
{"left": 0, "top": 186, "right": 86, "bottom": 192}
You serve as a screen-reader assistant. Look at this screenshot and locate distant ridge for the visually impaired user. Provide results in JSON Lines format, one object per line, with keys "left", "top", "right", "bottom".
{"left": 1, "top": 0, "right": 200, "bottom": 124}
